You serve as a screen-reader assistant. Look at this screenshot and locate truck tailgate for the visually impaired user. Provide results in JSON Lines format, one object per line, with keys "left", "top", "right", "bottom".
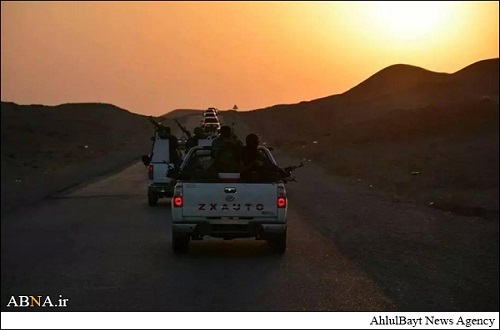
{"left": 182, "top": 183, "right": 278, "bottom": 218}
{"left": 151, "top": 162, "right": 172, "bottom": 184}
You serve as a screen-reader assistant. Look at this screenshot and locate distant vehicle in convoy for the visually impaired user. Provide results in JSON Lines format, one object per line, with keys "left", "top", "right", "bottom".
{"left": 202, "top": 116, "right": 221, "bottom": 133}
{"left": 141, "top": 116, "right": 180, "bottom": 206}
{"left": 203, "top": 111, "right": 217, "bottom": 119}
{"left": 141, "top": 130, "right": 177, "bottom": 206}
{"left": 204, "top": 108, "right": 218, "bottom": 117}
{"left": 202, "top": 116, "right": 219, "bottom": 125}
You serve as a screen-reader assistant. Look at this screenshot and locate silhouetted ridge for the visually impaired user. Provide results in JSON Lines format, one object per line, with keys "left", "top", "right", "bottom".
{"left": 345, "top": 64, "right": 449, "bottom": 97}
{"left": 453, "top": 58, "right": 499, "bottom": 77}
{"left": 451, "top": 58, "right": 499, "bottom": 95}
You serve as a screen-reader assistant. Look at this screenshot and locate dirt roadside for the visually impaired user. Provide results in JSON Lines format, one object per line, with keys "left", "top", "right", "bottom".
{"left": 1, "top": 139, "right": 149, "bottom": 216}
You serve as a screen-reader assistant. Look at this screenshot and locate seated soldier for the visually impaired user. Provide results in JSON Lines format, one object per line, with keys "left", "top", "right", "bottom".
{"left": 211, "top": 125, "right": 243, "bottom": 173}
{"left": 185, "top": 127, "right": 208, "bottom": 151}
{"left": 241, "top": 133, "right": 288, "bottom": 182}
{"left": 241, "top": 133, "right": 263, "bottom": 167}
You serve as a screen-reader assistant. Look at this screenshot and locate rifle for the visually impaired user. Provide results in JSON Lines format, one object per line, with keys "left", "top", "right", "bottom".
{"left": 148, "top": 115, "right": 172, "bottom": 132}
{"left": 148, "top": 116, "right": 161, "bottom": 129}
{"left": 174, "top": 119, "right": 192, "bottom": 139}
{"left": 282, "top": 161, "right": 304, "bottom": 183}
{"left": 148, "top": 116, "right": 176, "bottom": 140}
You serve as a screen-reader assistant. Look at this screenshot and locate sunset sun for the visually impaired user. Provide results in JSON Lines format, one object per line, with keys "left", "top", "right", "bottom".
{"left": 368, "top": 1, "right": 450, "bottom": 40}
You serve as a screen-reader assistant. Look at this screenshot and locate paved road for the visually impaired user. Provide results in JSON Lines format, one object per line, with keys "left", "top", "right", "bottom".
{"left": 1, "top": 157, "right": 394, "bottom": 312}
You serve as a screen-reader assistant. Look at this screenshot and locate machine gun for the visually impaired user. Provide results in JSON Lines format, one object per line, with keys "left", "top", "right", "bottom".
{"left": 281, "top": 161, "right": 304, "bottom": 183}
{"left": 174, "top": 119, "right": 192, "bottom": 139}
{"left": 148, "top": 116, "right": 164, "bottom": 130}
{"left": 147, "top": 116, "right": 172, "bottom": 139}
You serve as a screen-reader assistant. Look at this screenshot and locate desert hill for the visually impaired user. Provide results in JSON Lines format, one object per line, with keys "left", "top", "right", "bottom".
{"left": 1, "top": 102, "right": 152, "bottom": 171}
{"left": 236, "top": 58, "right": 498, "bottom": 140}
{"left": 0, "top": 102, "right": 156, "bottom": 214}
{"left": 234, "top": 58, "right": 498, "bottom": 217}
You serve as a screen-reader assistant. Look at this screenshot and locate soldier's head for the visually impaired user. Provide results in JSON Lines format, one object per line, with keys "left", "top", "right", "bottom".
{"left": 245, "top": 133, "right": 259, "bottom": 149}
{"left": 219, "top": 125, "right": 232, "bottom": 138}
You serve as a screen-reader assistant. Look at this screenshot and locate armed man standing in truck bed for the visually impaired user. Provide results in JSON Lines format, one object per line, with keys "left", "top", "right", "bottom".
{"left": 148, "top": 116, "right": 181, "bottom": 167}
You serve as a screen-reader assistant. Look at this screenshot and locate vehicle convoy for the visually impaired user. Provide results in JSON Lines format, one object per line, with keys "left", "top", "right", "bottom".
{"left": 168, "top": 145, "right": 303, "bottom": 254}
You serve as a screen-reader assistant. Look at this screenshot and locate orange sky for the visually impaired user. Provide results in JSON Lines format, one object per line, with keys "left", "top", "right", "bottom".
{"left": 1, "top": 1, "right": 498, "bottom": 116}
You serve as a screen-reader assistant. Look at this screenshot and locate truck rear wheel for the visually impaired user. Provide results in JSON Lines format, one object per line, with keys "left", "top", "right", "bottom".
{"left": 172, "top": 232, "right": 189, "bottom": 254}
{"left": 268, "top": 229, "right": 287, "bottom": 254}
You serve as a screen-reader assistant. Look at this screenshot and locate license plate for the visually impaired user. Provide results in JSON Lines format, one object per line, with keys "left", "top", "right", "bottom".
{"left": 212, "top": 218, "right": 248, "bottom": 225}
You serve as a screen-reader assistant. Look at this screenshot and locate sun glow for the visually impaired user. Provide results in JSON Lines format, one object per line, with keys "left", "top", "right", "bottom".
{"left": 367, "top": 1, "right": 451, "bottom": 41}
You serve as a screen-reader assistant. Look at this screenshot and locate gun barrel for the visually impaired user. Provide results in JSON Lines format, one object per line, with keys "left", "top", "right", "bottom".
{"left": 174, "top": 119, "right": 191, "bottom": 138}
{"left": 148, "top": 116, "right": 162, "bottom": 129}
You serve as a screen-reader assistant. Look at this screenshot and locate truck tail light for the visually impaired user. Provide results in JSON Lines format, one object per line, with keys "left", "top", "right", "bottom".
{"left": 173, "top": 196, "right": 183, "bottom": 207}
{"left": 173, "top": 186, "right": 183, "bottom": 207}
{"left": 277, "top": 197, "right": 287, "bottom": 208}
{"left": 277, "top": 187, "right": 287, "bottom": 208}
{"left": 148, "top": 165, "right": 154, "bottom": 179}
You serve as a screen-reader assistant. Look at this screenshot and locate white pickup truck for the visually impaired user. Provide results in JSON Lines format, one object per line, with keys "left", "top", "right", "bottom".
{"left": 169, "top": 145, "right": 294, "bottom": 254}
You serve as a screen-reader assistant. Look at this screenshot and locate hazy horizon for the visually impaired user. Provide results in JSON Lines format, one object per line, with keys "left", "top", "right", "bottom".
{"left": 1, "top": 1, "right": 498, "bottom": 116}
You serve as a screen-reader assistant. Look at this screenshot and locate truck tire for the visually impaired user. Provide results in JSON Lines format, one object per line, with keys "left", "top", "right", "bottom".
{"left": 172, "top": 232, "right": 189, "bottom": 254}
{"left": 268, "top": 229, "right": 287, "bottom": 254}
{"left": 148, "top": 191, "right": 158, "bottom": 206}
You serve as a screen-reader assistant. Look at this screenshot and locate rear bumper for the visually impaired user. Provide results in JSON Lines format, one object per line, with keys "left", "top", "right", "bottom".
{"left": 172, "top": 221, "right": 286, "bottom": 239}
